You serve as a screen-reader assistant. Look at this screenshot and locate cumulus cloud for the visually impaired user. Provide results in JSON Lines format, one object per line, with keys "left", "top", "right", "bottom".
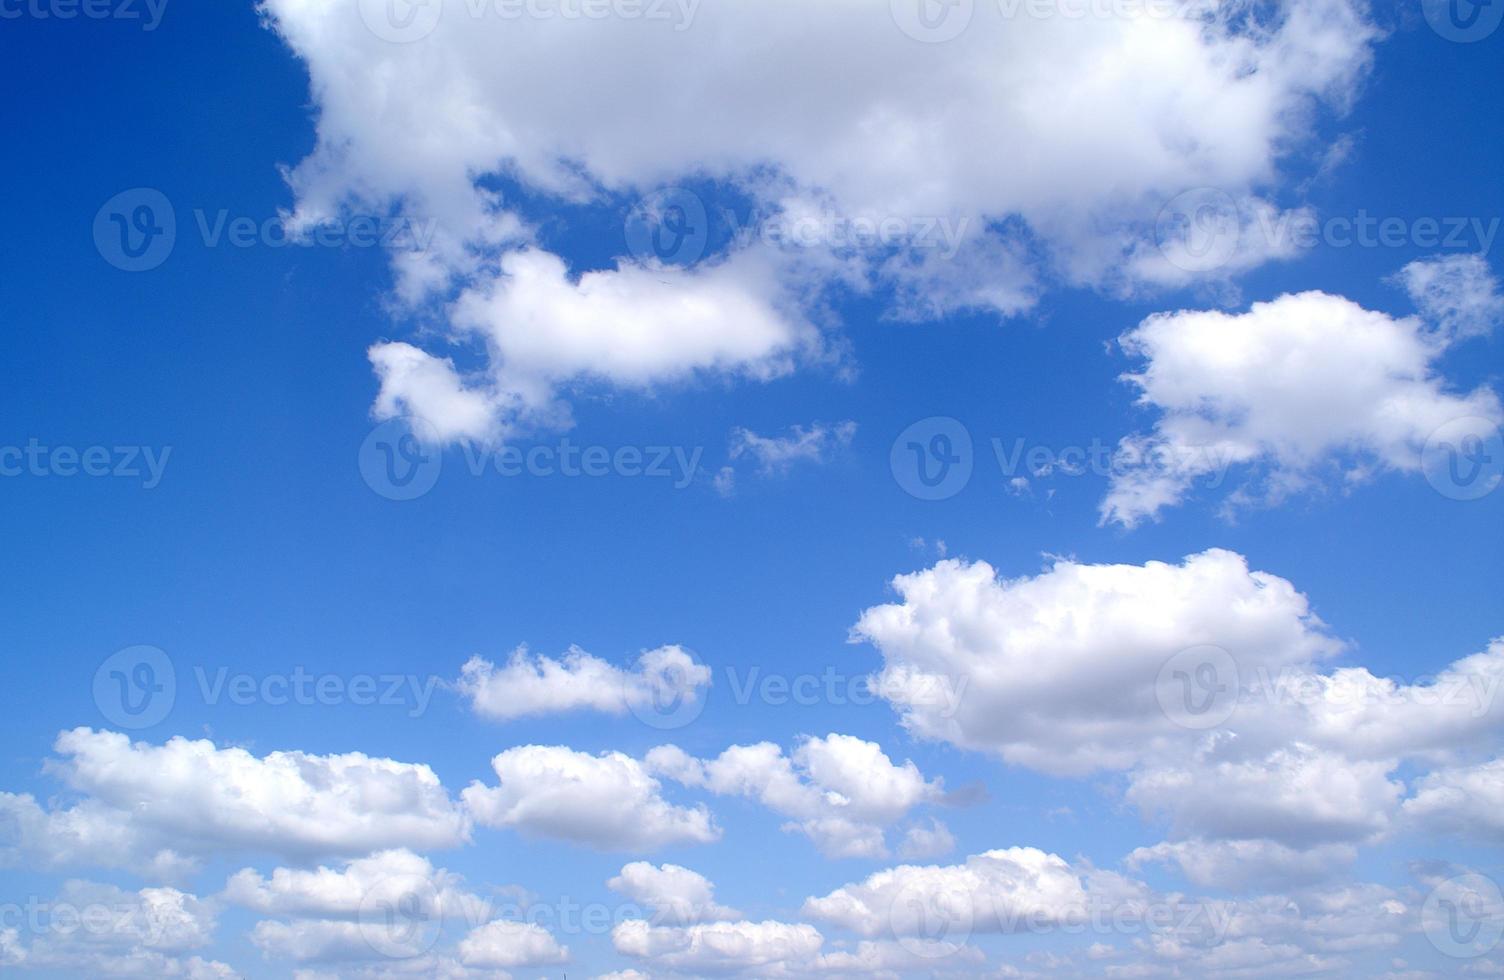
{"left": 612, "top": 918, "right": 824, "bottom": 975}
{"left": 607, "top": 862, "right": 741, "bottom": 925}
{"left": 462, "top": 745, "right": 719, "bottom": 851}
{"left": 0, "top": 880, "right": 234, "bottom": 979}
{"left": 851, "top": 549, "right": 1342, "bottom": 775}
{"left": 646, "top": 734, "right": 941, "bottom": 858}
{"left": 222, "top": 849, "right": 487, "bottom": 923}
{"left": 1101, "top": 257, "right": 1504, "bottom": 526}
{"left": 455, "top": 645, "right": 711, "bottom": 722}
{"left": 1402, "top": 757, "right": 1504, "bottom": 842}
{"left": 260, "top": 0, "right": 1379, "bottom": 437}
{"left": 0, "top": 729, "right": 469, "bottom": 878}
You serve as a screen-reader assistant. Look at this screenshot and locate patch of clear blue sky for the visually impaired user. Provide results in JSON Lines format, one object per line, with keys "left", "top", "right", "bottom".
{"left": 0, "top": 2, "right": 1499, "bottom": 975}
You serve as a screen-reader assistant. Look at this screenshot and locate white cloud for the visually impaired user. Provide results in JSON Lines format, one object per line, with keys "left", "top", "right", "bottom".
{"left": 456, "top": 644, "right": 711, "bottom": 722}
{"left": 222, "top": 849, "right": 487, "bottom": 923}
{"left": 260, "top": 0, "right": 1379, "bottom": 436}
{"left": 646, "top": 734, "right": 940, "bottom": 858}
{"left": 607, "top": 862, "right": 741, "bottom": 925}
{"left": 1402, "top": 757, "right": 1504, "bottom": 842}
{"left": 1102, "top": 259, "right": 1504, "bottom": 526}
{"left": 0, "top": 881, "right": 234, "bottom": 979}
{"left": 455, "top": 919, "right": 568, "bottom": 970}
{"left": 851, "top": 549, "right": 1342, "bottom": 775}
{"left": 727, "top": 421, "right": 856, "bottom": 475}
{"left": 462, "top": 744, "right": 719, "bottom": 851}
{"left": 1127, "top": 838, "right": 1358, "bottom": 890}
{"left": 1391, "top": 253, "right": 1504, "bottom": 341}
{"left": 612, "top": 918, "right": 823, "bottom": 975}
{"left": 1, "top": 729, "right": 469, "bottom": 878}
{"left": 897, "top": 818, "right": 956, "bottom": 861}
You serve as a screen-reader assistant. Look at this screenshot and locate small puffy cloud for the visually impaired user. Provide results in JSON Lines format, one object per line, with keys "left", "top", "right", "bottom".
{"left": 646, "top": 734, "right": 941, "bottom": 858}
{"left": 1392, "top": 253, "right": 1504, "bottom": 341}
{"left": 727, "top": 420, "right": 856, "bottom": 476}
{"left": 612, "top": 918, "right": 823, "bottom": 975}
{"left": 608, "top": 862, "right": 741, "bottom": 925}
{"left": 1, "top": 729, "right": 469, "bottom": 877}
{"left": 1128, "top": 838, "right": 1358, "bottom": 890}
{"left": 462, "top": 745, "right": 719, "bottom": 851}
{"left": 1102, "top": 261, "right": 1503, "bottom": 526}
{"left": 456, "top": 920, "right": 568, "bottom": 970}
{"left": 802, "top": 846, "right": 1096, "bottom": 937}
{"left": 456, "top": 645, "right": 710, "bottom": 723}
{"left": 222, "top": 849, "right": 487, "bottom": 923}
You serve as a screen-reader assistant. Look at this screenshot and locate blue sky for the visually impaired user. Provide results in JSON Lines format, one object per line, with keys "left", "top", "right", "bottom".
{"left": 1, "top": 1, "right": 1503, "bottom": 978}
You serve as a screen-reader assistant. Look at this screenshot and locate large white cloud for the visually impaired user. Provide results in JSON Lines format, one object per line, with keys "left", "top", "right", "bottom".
{"left": 1, "top": 729, "right": 470, "bottom": 878}
{"left": 259, "top": 0, "right": 1378, "bottom": 439}
{"left": 1102, "top": 256, "right": 1504, "bottom": 526}
{"left": 611, "top": 918, "right": 823, "bottom": 975}
{"left": 851, "top": 549, "right": 1343, "bottom": 775}
{"left": 461, "top": 744, "right": 719, "bottom": 850}
{"left": 456, "top": 644, "right": 710, "bottom": 722}
{"left": 646, "top": 734, "right": 941, "bottom": 858}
